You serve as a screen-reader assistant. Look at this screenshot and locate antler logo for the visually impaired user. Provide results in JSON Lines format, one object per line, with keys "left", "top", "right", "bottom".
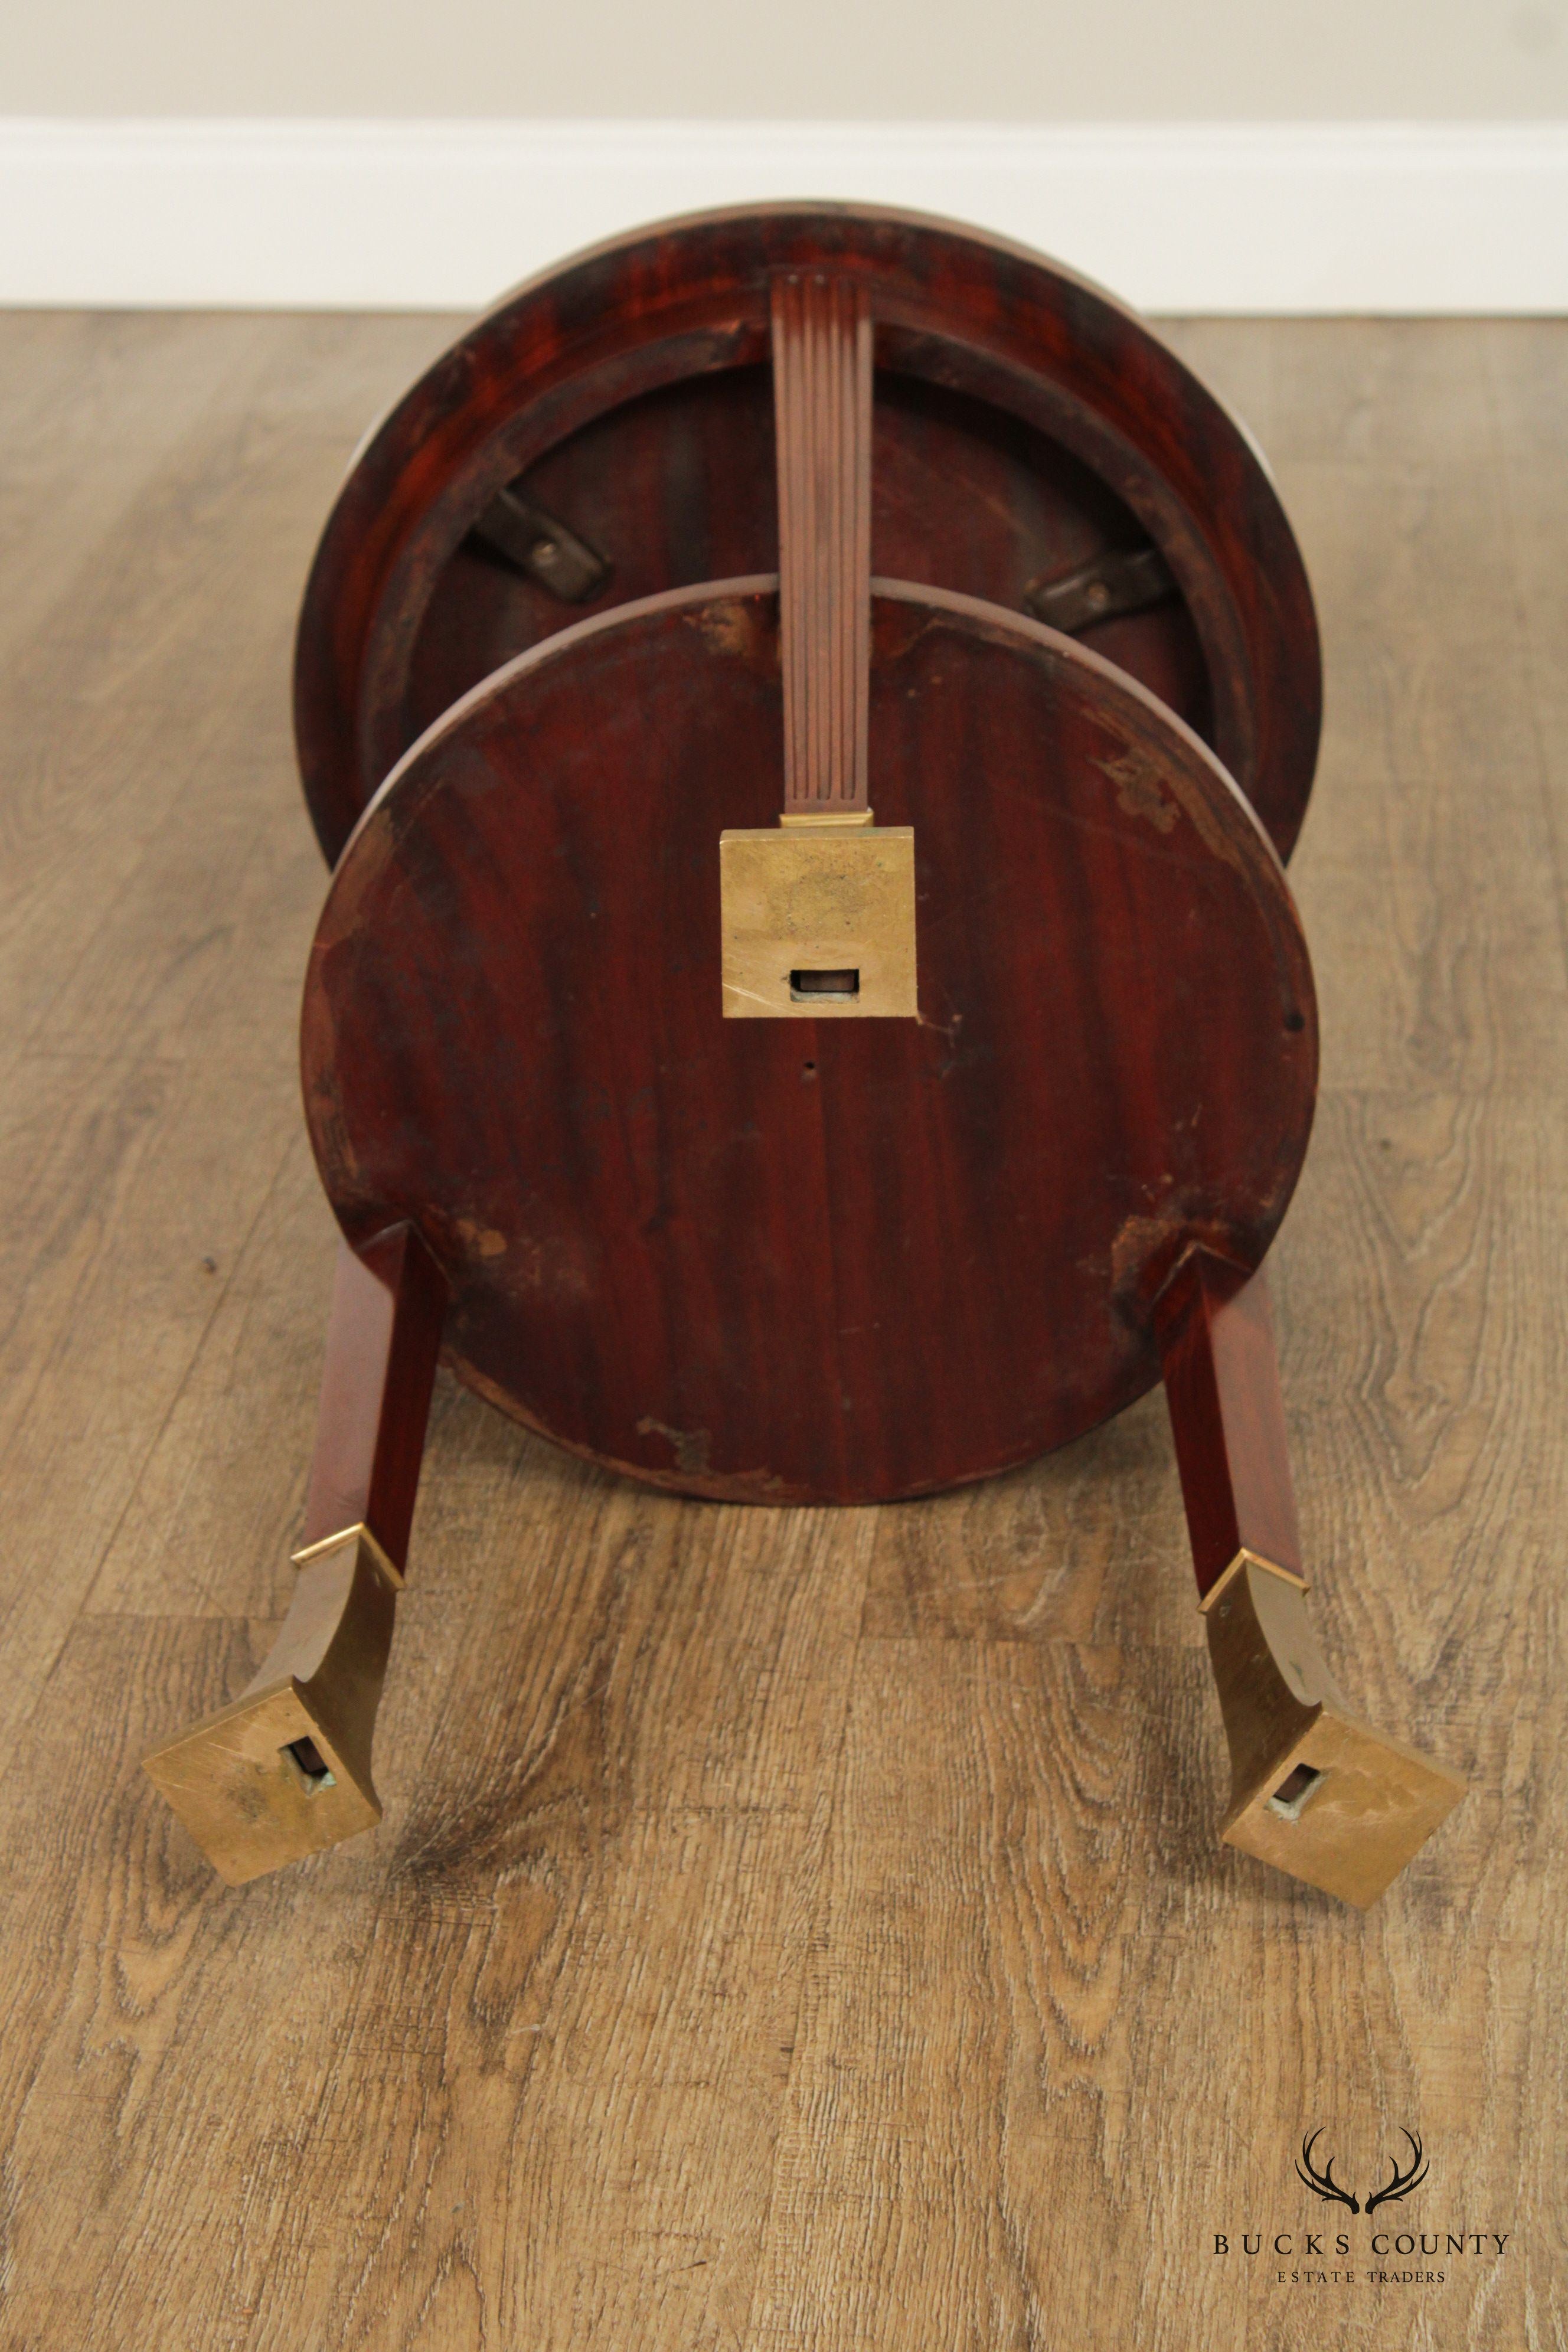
{"left": 1297, "top": 2129, "right": 1360, "bottom": 2213}
{"left": 1366, "top": 2130, "right": 1428, "bottom": 2214}
{"left": 1296, "top": 2128, "right": 1429, "bottom": 2216}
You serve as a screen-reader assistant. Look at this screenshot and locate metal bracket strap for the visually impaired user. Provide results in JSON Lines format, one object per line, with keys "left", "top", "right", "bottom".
{"left": 1025, "top": 543, "right": 1177, "bottom": 636}
{"left": 471, "top": 485, "right": 611, "bottom": 604}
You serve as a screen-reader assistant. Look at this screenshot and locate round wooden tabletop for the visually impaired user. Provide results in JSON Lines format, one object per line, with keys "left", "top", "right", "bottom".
{"left": 303, "top": 579, "right": 1317, "bottom": 1505}
{"left": 295, "top": 204, "right": 1321, "bottom": 871}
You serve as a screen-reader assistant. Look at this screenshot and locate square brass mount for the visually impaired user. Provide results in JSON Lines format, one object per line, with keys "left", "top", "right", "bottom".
{"left": 719, "top": 813, "right": 918, "bottom": 1018}
{"left": 141, "top": 1527, "right": 393, "bottom": 1885}
{"left": 1204, "top": 1556, "right": 1466, "bottom": 1907}
{"left": 142, "top": 1679, "right": 381, "bottom": 1887}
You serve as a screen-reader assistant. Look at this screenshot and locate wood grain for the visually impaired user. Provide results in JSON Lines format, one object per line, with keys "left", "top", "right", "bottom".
{"left": 293, "top": 206, "right": 1321, "bottom": 867}
{"left": 303, "top": 578, "right": 1316, "bottom": 1504}
{"left": 0, "top": 310, "right": 1562, "bottom": 2351}
{"left": 299, "top": 1227, "right": 447, "bottom": 1567}
{"left": 771, "top": 272, "right": 872, "bottom": 814}
{"left": 1155, "top": 1255, "right": 1306, "bottom": 1598}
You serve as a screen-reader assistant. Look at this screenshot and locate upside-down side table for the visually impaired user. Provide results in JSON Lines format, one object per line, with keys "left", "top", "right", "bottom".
{"left": 145, "top": 205, "right": 1464, "bottom": 1904}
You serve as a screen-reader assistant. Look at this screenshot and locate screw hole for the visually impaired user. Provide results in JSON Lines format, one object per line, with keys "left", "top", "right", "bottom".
{"left": 1284, "top": 1009, "right": 1306, "bottom": 1033}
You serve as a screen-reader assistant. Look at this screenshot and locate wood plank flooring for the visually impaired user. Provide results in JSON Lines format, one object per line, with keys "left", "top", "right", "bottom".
{"left": 0, "top": 312, "right": 1562, "bottom": 2351}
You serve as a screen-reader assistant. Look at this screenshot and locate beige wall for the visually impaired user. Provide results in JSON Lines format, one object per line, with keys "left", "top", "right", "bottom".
{"left": 2, "top": 0, "right": 1565, "bottom": 119}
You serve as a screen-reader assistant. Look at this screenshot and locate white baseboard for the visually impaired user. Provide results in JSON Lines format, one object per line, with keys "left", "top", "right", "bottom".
{"left": 2, "top": 119, "right": 1564, "bottom": 313}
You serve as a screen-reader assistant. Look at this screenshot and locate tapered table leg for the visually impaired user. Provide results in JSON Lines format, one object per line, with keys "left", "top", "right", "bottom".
{"left": 144, "top": 1226, "right": 446, "bottom": 1884}
{"left": 1156, "top": 1249, "right": 1464, "bottom": 1906}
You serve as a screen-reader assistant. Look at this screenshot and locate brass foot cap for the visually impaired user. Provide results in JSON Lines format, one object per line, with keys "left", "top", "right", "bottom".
{"left": 143, "top": 1679, "right": 381, "bottom": 1887}
{"left": 1222, "top": 1711, "right": 1465, "bottom": 1909}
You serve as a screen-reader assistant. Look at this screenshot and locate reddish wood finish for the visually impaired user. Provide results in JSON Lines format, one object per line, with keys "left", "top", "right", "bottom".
{"left": 294, "top": 205, "right": 1320, "bottom": 868}
{"left": 772, "top": 273, "right": 873, "bottom": 815}
{"left": 400, "top": 371, "right": 1215, "bottom": 798}
{"left": 1154, "top": 1249, "right": 1304, "bottom": 1599}
{"left": 302, "top": 580, "right": 1317, "bottom": 1507}
{"left": 300, "top": 1224, "right": 448, "bottom": 1571}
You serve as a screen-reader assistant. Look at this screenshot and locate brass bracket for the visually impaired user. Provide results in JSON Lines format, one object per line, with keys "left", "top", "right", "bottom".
{"left": 292, "top": 1518, "right": 404, "bottom": 1589}
{"left": 1198, "top": 1546, "right": 1308, "bottom": 1612}
{"left": 1204, "top": 1559, "right": 1465, "bottom": 1907}
{"left": 142, "top": 1528, "right": 396, "bottom": 1885}
{"left": 718, "top": 815, "right": 918, "bottom": 1019}
{"left": 1024, "top": 543, "right": 1177, "bottom": 635}
{"left": 470, "top": 485, "right": 610, "bottom": 604}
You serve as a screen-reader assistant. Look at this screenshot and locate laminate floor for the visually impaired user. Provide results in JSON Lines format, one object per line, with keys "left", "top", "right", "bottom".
{"left": 0, "top": 311, "right": 1562, "bottom": 2350}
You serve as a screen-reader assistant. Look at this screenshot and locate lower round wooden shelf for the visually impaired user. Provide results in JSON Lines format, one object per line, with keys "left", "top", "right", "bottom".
{"left": 303, "top": 578, "right": 1317, "bottom": 1505}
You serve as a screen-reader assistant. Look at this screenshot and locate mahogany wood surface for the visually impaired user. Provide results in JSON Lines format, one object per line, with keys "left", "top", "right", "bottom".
{"left": 293, "top": 206, "right": 1322, "bottom": 866}
{"left": 403, "top": 366, "right": 1216, "bottom": 798}
{"left": 303, "top": 577, "right": 1317, "bottom": 1504}
{"left": 771, "top": 273, "right": 873, "bottom": 814}
{"left": 300, "top": 1226, "right": 447, "bottom": 1569}
{"left": 1155, "top": 1249, "right": 1305, "bottom": 1598}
